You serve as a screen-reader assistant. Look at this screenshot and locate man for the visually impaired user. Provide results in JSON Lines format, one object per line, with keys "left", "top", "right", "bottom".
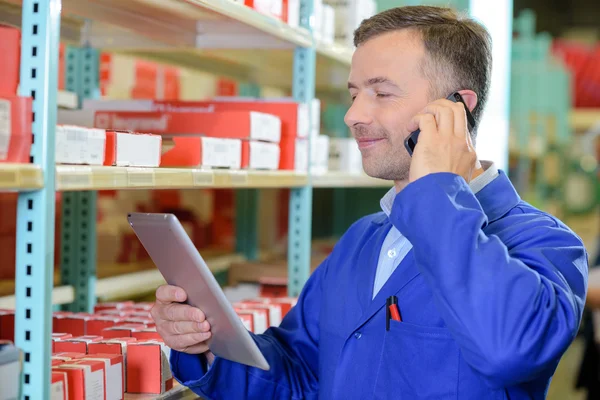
{"left": 151, "top": 6, "right": 588, "bottom": 399}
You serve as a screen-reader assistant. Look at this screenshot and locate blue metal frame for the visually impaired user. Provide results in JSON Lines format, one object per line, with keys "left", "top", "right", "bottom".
{"left": 61, "top": 46, "right": 99, "bottom": 313}
{"left": 14, "top": 0, "right": 61, "bottom": 397}
{"left": 288, "top": 0, "right": 316, "bottom": 297}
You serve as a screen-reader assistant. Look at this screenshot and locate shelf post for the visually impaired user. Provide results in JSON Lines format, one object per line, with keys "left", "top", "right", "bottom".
{"left": 14, "top": 0, "right": 61, "bottom": 397}
{"left": 60, "top": 46, "right": 99, "bottom": 313}
{"left": 288, "top": 0, "right": 316, "bottom": 297}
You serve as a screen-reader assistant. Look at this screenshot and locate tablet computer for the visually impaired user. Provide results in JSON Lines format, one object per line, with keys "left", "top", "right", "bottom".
{"left": 127, "top": 212, "right": 270, "bottom": 371}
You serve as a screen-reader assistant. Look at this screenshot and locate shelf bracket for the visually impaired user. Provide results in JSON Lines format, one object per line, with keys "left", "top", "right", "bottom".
{"left": 288, "top": 0, "right": 316, "bottom": 297}
{"left": 14, "top": 0, "right": 61, "bottom": 397}
{"left": 60, "top": 46, "right": 100, "bottom": 313}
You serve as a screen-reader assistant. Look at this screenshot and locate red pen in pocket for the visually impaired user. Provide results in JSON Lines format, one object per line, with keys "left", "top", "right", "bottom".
{"left": 386, "top": 296, "right": 402, "bottom": 331}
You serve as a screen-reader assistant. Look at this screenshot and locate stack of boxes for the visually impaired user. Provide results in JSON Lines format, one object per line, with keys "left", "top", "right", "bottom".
{"left": 0, "top": 294, "right": 298, "bottom": 396}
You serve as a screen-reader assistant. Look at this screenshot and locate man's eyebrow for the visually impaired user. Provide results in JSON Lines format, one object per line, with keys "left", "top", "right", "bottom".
{"left": 347, "top": 77, "right": 400, "bottom": 90}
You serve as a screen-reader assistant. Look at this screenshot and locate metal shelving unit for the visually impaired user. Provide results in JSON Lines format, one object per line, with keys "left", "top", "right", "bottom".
{"left": 0, "top": 0, "right": 371, "bottom": 397}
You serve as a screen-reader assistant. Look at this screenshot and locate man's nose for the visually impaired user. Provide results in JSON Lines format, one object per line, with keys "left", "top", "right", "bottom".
{"left": 344, "top": 95, "right": 373, "bottom": 128}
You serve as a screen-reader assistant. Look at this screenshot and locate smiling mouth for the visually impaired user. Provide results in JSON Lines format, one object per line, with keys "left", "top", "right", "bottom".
{"left": 356, "top": 138, "right": 385, "bottom": 149}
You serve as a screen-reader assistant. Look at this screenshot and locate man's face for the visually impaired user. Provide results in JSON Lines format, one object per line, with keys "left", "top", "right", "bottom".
{"left": 345, "top": 30, "right": 432, "bottom": 181}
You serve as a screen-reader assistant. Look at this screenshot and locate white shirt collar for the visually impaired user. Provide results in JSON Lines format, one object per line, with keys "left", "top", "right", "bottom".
{"left": 380, "top": 161, "right": 499, "bottom": 216}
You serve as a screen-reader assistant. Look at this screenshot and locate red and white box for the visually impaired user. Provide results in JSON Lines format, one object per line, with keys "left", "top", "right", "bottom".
{"left": 87, "top": 316, "right": 124, "bottom": 336}
{"left": 54, "top": 360, "right": 105, "bottom": 400}
{"left": 52, "top": 371, "right": 69, "bottom": 400}
{"left": 94, "top": 110, "right": 281, "bottom": 143}
{"left": 0, "top": 96, "right": 33, "bottom": 163}
{"left": 131, "top": 302, "right": 154, "bottom": 311}
{"left": 241, "top": 141, "right": 280, "bottom": 170}
{"left": 234, "top": 308, "right": 268, "bottom": 334}
{"left": 97, "top": 309, "right": 134, "bottom": 318}
{"left": 247, "top": 297, "right": 297, "bottom": 317}
{"left": 0, "top": 309, "right": 15, "bottom": 341}
{"left": 88, "top": 338, "right": 136, "bottom": 392}
{"left": 54, "top": 336, "right": 103, "bottom": 354}
{"left": 132, "top": 327, "right": 162, "bottom": 341}
{"left": 52, "top": 333, "right": 73, "bottom": 352}
{"left": 238, "top": 314, "right": 254, "bottom": 332}
{"left": 103, "top": 130, "right": 162, "bottom": 167}
{"left": 84, "top": 354, "right": 124, "bottom": 400}
{"left": 244, "top": 0, "right": 283, "bottom": 19}
{"left": 94, "top": 301, "right": 135, "bottom": 313}
{"left": 55, "top": 125, "right": 106, "bottom": 165}
{"left": 235, "top": 302, "right": 283, "bottom": 327}
{"left": 161, "top": 136, "right": 242, "bottom": 169}
{"left": 120, "top": 318, "right": 155, "bottom": 328}
{"left": 54, "top": 314, "right": 94, "bottom": 337}
{"left": 52, "top": 352, "right": 87, "bottom": 361}
{"left": 127, "top": 340, "right": 173, "bottom": 394}
{"left": 102, "top": 324, "right": 146, "bottom": 339}
{"left": 0, "top": 25, "right": 20, "bottom": 96}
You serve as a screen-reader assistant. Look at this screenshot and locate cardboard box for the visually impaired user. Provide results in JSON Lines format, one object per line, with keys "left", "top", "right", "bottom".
{"left": 235, "top": 302, "right": 283, "bottom": 327}
{"left": 84, "top": 354, "right": 124, "bottom": 400}
{"left": 234, "top": 308, "right": 268, "bottom": 334}
{"left": 54, "top": 336, "right": 103, "bottom": 354}
{"left": 55, "top": 125, "right": 106, "bottom": 165}
{"left": 102, "top": 324, "right": 146, "bottom": 339}
{"left": 52, "top": 352, "right": 87, "bottom": 361}
{"left": 54, "top": 360, "right": 105, "bottom": 400}
{"left": 161, "top": 136, "right": 242, "bottom": 169}
{"left": 104, "top": 130, "right": 162, "bottom": 167}
{"left": 132, "top": 327, "right": 162, "bottom": 341}
{"left": 87, "top": 316, "right": 123, "bottom": 336}
{"left": 0, "top": 25, "right": 20, "bottom": 96}
{"left": 311, "top": 135, "right": 330, "bottom": 174}
{"left": 241, "top": 141, "right": 280, "bottom": 170}
{"left": 0, "top": 310, "right": 15, "bottom": 342}
{"left": 126, "top": 341, "right": 173, "bottom": 394}
{"left": 329, "top": 137, "right": 363, "bottom": 174}
{"left": 94, "top": 110, "right": 281, "bottom": 143}
{"left": 94, "top": 301, "right": 135, "bottom": 313}
{"left": 97, "top": 309, "right": 134, "bottom": 318}
{"left": 120, "top": 318, "right": 155, "bottom": 328}
{"left": 0, "top": 96, "right": 33, "bottom": 163}
{"left": 51, "top": 371, "right": 68, "bottom": 400}
{"left": 88, "top": 338, "right": 136, "bottom": 392}
{"left": 52, "top": 333, "right": 73, "bottom": 352}
{"left": 54, "top": 314, "right": 94, "bottom": 337}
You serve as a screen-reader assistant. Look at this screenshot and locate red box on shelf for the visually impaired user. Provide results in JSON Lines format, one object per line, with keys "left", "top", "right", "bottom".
{"left": 88, "top": 338, "right": 137, "bottom": 392}
{"left": 54, "top": 360, "right": 106, "bottom": 400}
{"left": 0, "top": 25, "right": 20, "bottom": 96}
{"left": 102, "top": 324, "right": 145, "bottom": 339}
{"left": 52, "top": 371, "right": 68, "bottom": 400}
{"left": 127, "top": 341, "right": 173, "bottom": 394}
{"left": 84, "top": 354, "right": 125, "bottom": 400}
{"left": 87, "top": 316, "right": 123, "bottom": 336}
{"left": 54, "top": 335, "right": 103, "bottom": 354}
{"left": 0, "top": 96, "right": 33, "bottom": 163}
{"left": 54, "top": 314, "right": 94, "bottom": 337}
{"left": 94, "top": 301, "right": 135, "bottom": 313}
{"left": 103, "top": 130, "right": 162, "bottom": 167}
{"left": 131, "top": 327, "right": 162, "bottom": 341}
{"left": 160, "top": 136, "right": 242, "bottom": 169}
{"left": 0, "top": 309, "right": 15, "bottom": 342}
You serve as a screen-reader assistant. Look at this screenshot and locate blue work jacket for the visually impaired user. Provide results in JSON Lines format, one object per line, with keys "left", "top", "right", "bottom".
{"left": 170, "top": 171, "right": 588, "bottom": 399}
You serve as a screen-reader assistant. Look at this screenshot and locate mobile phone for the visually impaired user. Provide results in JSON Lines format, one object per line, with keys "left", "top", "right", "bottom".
{"left": 404, "top": 92, "right": 476, "bottom": 156}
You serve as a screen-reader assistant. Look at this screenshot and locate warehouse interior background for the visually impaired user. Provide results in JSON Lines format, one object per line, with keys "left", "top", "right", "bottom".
{"left": 0, "top": 0, "right": 599, "bottom": 398}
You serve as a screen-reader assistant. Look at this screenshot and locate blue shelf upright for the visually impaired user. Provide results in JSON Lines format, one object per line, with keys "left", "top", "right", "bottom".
{"left": 14, "top": 0, "right": 61, "bottom": 397}
{"left": 61, "top": 46, "right": 100, "bottom": 313}
{"left": 288, "top": 0, "right": 316, "bottom": 297}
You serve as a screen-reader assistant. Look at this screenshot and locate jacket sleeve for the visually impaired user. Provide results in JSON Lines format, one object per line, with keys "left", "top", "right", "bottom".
{"left": 169, "top": 258, "right": 327, "bottom": 400}
{"left": 390, "top": 172, "right": 588, "bottom": 389}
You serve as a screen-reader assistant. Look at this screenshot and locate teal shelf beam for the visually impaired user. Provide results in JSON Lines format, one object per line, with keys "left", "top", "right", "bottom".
{"left": 61, "top": 46, "right": 100, "bottom": 313}
{"left": 14, "top": 0, "right": 61, "bottom": 397}
{"left": 288, "top": 0, "right": 316, "bottom": 297}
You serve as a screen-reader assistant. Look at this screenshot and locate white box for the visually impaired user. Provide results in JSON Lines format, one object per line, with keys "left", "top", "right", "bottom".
{"left": 55, "top": 125, "right": 106, "bottom": 165}
{"left": 202, "top": 137, "right": 242, "bottom": 169}
{"left": 246, "top": 141, "right": 280, "bottom": 170}
{"left": 328, "top": 137, "right": 363, "bottom": 173}
{"left": 0, "top": 99, "right": 11, "bottom": 161}
{"left": 287, "top": 0, "right": 300, "bottom": 27}
{"left": 311, "top": 135, "right": 330, "bottom": 174}
{"left": 322, "top": 5, "right": 336, "bottom": 44}
{"left": 84, "top": 356, "right": 123, "bottom": 400}
{"left": 249, "top": 111, "right": 282, "bottom": 143}
{"left": 294, "top": 138, "right": 309, "bottom": 172}
{"left": 0, "top": 345, "right": 21, "bottom": 400}
{"left": 313, "top": 0, "right": 324, "bottom": 40}
{"left": 114, "top": 131, "right": 162, "bottom": 167}
{"left": 311, "top": 99, "right": 321, "bottom": 136}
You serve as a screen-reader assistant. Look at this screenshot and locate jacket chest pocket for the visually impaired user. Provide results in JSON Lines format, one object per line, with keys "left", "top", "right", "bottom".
{"left": 373, "top": 321, "right": 459, "bottom": 400}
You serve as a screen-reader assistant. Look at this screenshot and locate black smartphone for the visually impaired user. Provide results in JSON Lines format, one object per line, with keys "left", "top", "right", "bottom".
{"left": 404, "top": 92, "right": 476, "bottom": 156}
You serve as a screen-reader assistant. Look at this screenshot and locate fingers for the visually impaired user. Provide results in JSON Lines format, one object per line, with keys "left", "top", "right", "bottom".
{"left": 450, "top": 101, "right": 470, "bottom": 141}
{"left": 156, "top": 285, "right": 187, "bottom": 304}
{"left": 421, "top": 102, "right": 455, "bottom": 137}
{"left": 407, "top": 113, "right": 437, "bottom": 140}
{"left": 154, "top": 302, "right": 206, "bottom": 323}
{"left": 164, "top": 320, "right": 210, "bottom": 335}
{"left": 170, "top": 331, "right": 212, "bottom": 351}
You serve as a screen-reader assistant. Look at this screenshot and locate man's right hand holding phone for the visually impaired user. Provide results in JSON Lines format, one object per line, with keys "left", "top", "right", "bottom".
{"left": 151, "top": 285, "right": 215, "bottom": 364}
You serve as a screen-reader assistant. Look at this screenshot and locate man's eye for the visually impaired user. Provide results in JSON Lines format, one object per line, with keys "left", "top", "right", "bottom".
{"left": 351, "top": 95, "right": 357, "bottom": 102}
{"left": 376, "top": 93, "right": 390, "bottom": 98}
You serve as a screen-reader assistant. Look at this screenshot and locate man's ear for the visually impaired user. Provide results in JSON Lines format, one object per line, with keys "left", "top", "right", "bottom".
{"left": 457, "top": 90, "right": 478, "bottom": 112}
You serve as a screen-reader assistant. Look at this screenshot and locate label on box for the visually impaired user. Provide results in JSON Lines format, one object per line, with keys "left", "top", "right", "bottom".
{"left": 0, "top": 99, "right": 11, "bottom": 160}
{"left": 86, "top": 357, "right": 122, "bottom": 400}
{"left": 55, "top": 126, "right": 106, "bottom": 165}
{"left": 116, "top": 132, "right": 161, "bottom": 167}
{"left": 201, "top": 137, "right": 242, "bottom": 169}
{"left": 249, "top": 142, "right": 280, "bottom": 170}
{"left": 51, "top": 380, "right": 65, "bottom": 400}
{"left": 249, "top": 112, "right": 281, "bottom": 142}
